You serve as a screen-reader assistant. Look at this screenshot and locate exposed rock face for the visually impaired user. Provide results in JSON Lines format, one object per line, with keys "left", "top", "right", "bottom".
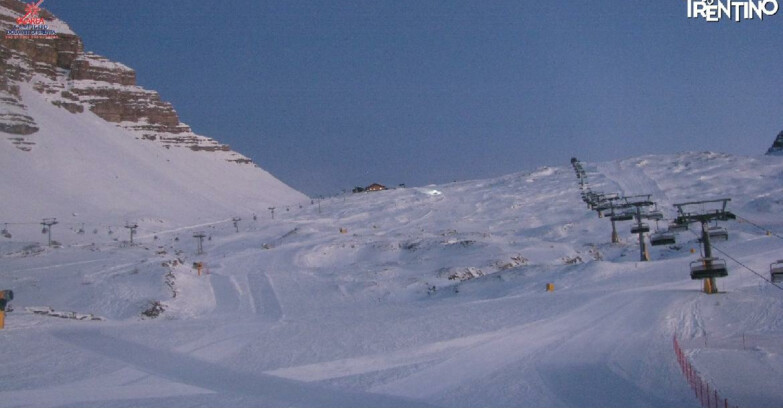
{"left": 0, "top": 0, "right": 248, "bottom": 161}
{"left": 766, "top": 130, "right": 783, "bottom": 156}
{"left": 65, "top": 52, "right": 189, "bottom": 136}
{"left": 69, "top": 53, "right": 135, "bottom": 85}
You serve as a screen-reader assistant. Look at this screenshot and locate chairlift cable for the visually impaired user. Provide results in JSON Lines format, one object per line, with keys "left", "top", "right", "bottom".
{"left": 684, "top": 228, "right": 782, "bottom": 290}
{"left": 709, "top": 243, "right": 783, "bottom": 291}
{"left": 734, "top": 214, "right": 783, "bottom": 241}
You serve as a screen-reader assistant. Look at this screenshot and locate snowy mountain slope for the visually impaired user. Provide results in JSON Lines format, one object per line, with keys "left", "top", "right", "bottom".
{"left": 0, "top": 81, "right": 307, "bottom": 229}
{"left": 1, "top": 152, "right": 782, "bottom": 407}
{"left": 1, "top": 0, "right": 307, "bottom": 231}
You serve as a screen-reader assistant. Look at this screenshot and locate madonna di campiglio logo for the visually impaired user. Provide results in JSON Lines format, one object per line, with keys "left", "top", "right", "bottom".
{"left": 5, "top": 0, "right": 58, "bottom": 39}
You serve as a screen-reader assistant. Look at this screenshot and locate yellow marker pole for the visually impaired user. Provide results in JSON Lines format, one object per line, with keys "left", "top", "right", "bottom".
{"left": 0, "top": 291, "right": 5, "bottom": 329}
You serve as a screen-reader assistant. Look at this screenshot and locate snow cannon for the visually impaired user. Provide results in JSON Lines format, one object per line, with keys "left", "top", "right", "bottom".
{"left": 0, "top": 289, "right": 12, "bottom": 310}
{"left": 0, "top": 289, "right": 13, "bottom": 329}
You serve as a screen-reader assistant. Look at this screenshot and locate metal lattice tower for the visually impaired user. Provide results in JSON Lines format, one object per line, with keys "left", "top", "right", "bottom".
{"left": 593, "top": 194, "right": 623, "bottom": 243}
{"left": 41, "top": 218, "right": 58, "bottom": 247}
{"left": 624, "top": 196, "right": 655, "bottom": 262}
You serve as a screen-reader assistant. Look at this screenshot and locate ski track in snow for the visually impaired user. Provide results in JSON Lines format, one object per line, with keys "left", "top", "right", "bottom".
{"left": 4, "top": 257, "right": 112, "bottom": 273}
{"left": 247, "top": 272, "right": 284, "bottom": 322}
{"left": 53, "top": 329, "right": 432, "bottom": 408}
{"left": 596, "top": 159, "right": 669, "bottom": 207}
{"left": 370, "top": 289, "right": 683, "bottom": 404}
{"left": 0, "top": 366, "right": 214, "bottom": 408}
{"left": 209, "top": 274, "right": 241, "bottom": 314}
{"left": 265, "top": 328, "right": 506, "bottom": 382}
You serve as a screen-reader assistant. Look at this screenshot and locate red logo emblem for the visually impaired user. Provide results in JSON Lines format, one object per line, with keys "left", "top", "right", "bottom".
{"left": 17, "top": 0, "right": 46, "bottom": 25}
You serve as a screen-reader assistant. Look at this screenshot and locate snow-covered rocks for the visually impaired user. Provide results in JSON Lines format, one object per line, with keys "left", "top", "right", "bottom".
{"left": 766, "top": 130, "right": 783, "bottom": 156}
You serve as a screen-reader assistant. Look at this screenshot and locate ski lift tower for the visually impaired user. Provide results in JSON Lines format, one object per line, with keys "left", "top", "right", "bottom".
{"left": 674, "top": 199, "right": 736, "bottom": 294}
{"left": 124, "top": 222, "right": 138, "bottom": 246}
{"left": 571, "top": 158, "right": 587, "bottom": 189}
{"left": 594, "top": 194, "right": 624, "bottom": 243}
{"left": 232, "top": 217, "right": 241, "bottom": 233}
{"left": 624, "top": 195, "right": 655, "bottom": 262}
{"left": 591, "top": 193, "right": 619, "bottom": 218}
{"left": 193, "top": 231, "right": 206, "bottom": 255}
{"left": 41, "top": 218, "right": 58, "bottom": 247}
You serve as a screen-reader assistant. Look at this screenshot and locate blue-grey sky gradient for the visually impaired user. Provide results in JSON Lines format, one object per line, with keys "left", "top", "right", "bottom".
{"left": 45, "top": 1, "right": 783, "bottom": 196}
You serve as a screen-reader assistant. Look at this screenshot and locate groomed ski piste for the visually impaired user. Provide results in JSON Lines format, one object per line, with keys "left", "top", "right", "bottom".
{"left": 1, "top": 152, "right": 782, "bottom": 407}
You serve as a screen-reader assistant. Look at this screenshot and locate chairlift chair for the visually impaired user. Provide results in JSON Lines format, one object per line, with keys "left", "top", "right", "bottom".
{"left": 690, "top": 257, "right": 728, "bottom": 280}
{"left": 668, "top": 221, "right": 688, "bottom": 233}
{"left": 611, "top": 212, "right": 634, "bottom": 222}
{"left": 770, "top": 260, "right": 783, "bottom": 283}
{"left": 650, "top": 230, "right": 676, "bottom": 246}
{"left": 707, "top": 226, "right": 729, "bottom": 241}
{"left": 630, "top": 223, "right": 650, "bottom": 234}
{"left": 594, "top": 202, "right": 613, "bottom": 212}
{"left": 645, "top": 210, "right": 664, "bottom": 221}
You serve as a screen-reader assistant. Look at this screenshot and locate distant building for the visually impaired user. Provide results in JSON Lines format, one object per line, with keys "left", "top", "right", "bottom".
{"left": 365, "top": 183, "right": 387, "bottom": 192}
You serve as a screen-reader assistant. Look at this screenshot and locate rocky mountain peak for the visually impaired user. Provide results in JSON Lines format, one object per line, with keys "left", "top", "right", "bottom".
{"left": 0, "top": 0, "right": 248, "bottom": 162}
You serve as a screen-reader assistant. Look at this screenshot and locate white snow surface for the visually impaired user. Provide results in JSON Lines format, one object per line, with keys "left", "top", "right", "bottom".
{"left": 0, "top": 81, "right": 308, "bottom": 229}
{"left": 1, "top": 151, "right": 783, "bottom": 407}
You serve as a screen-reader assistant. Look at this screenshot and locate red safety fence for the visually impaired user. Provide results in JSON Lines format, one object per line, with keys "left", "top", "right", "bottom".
{"left": 673, "top": 335, "right": 738, "bottom": 408}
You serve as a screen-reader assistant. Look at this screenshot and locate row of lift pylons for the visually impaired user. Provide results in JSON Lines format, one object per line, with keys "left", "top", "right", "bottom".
{"left": 571, "top": 158, "right": 783, "bottom": 293}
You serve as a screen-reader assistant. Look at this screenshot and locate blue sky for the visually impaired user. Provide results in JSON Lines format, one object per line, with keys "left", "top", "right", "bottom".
{"left": 44, "top": 1, "right": 783, "bottom": 196}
